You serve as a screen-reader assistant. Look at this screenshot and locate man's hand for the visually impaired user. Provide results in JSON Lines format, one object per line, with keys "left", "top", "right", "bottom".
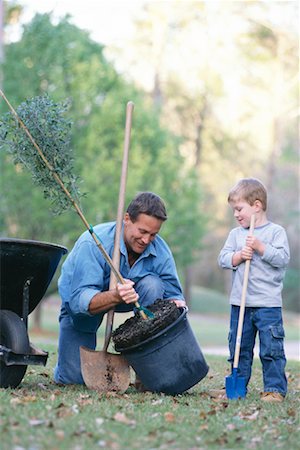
{"left": 116, "top": 279, "right": 139, "bottom": 304}
{"left": 172, "top": 299, "right": 186, "bottom": 308}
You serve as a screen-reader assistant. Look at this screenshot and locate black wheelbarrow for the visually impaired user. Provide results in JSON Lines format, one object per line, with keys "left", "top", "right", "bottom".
{"left": 0, "top": 238, "right": 67, "bottom": 388}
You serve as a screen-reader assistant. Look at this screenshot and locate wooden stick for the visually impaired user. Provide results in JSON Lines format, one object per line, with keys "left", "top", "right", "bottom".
{"left": 233, "top": 214, "right": 255, "bottom": 368}
{"left": 0, "top": 90, "right": 146, "bottom": 317}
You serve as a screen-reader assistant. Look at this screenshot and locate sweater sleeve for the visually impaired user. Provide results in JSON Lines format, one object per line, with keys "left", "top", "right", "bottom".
{"left": 218, "top": 229, "right": 237, "bottom": 270}
{"left": 261, "top": 226, "right": 290, "bottom": 268}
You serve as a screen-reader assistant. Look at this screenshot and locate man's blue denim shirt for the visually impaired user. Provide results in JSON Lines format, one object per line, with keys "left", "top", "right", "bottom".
{"left": 58, "top": 221, "right": 184, "bottom": 329}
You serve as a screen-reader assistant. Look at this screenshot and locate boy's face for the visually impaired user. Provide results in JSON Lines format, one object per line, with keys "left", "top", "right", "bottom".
{"left": 229, "top": 199, "right": 257, "bottom": 228}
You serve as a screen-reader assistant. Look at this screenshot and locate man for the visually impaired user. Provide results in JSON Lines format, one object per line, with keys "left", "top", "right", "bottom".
{"left": 54, "top": 192, "right": 186, "bottom": 384}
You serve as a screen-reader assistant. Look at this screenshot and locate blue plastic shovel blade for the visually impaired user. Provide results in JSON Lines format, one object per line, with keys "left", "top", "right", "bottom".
{"left": 225, "top": 368, "right": 246, "bottom": 400}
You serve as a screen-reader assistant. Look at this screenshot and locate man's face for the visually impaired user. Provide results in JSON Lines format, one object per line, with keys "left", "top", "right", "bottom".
{"left": 123, "top": 213, "right": 163, "bottom": 254}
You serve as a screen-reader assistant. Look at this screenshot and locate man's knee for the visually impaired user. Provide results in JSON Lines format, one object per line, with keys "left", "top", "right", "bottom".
{"left": 54, "top": 361, "right": 84, "bottom": 385}
{"left": 135, "top": 275, "right": 164, "bottom": 306}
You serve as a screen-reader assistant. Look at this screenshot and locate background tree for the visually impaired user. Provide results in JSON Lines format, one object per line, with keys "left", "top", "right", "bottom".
{"left": 0, "top": 12, "right": 205, "bottom": 307}
{"left": 1, "top": 1, "right": 298, "bottom": 312}
{"left": 108, "top": 0, "right": 299, "bottom": 310}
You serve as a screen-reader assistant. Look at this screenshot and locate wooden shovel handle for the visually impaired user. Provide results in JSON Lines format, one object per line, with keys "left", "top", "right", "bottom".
{"left": 233, "top": 214, "right": 255, "bottom": 369}
{"left": 103, "top": 102, "right": 134, "bottom": 352}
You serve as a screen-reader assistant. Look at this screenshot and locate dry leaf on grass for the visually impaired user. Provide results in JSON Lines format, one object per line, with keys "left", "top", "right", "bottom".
{"left": 28, "top": 419, "right": 47, "bottom": 427}
{"left": 239, "top": 410, "right": 259, "bottom": 421}
{"left": 10, "top": 395, "right": 37, "bottom": 405}
{"left": 164, "top": 412, "right": 176, "bottom": 422}
{"left": 113, "top": 412, "right": 136, "bottom": 426}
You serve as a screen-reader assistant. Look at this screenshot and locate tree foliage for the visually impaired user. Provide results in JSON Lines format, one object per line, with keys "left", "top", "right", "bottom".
{"left": 0, "top": 94, "right": 83, "bottom": 214}
{"left": 0, "top": 12, "right": 205, "bottom": 274}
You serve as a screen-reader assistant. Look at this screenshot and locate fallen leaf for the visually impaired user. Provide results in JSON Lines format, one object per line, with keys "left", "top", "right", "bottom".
{"left": 79, "top": 393, "right": 91, "bottom": 399}
{"left": 164, "top": 412, "right": 176, "bottom": 423}
{"left": 10, "top": 395, "right": 37, "bottom": 406}
{"left": 199, "top": 411, "right": 207, "bottom": 419}
{"left": 113, "top": 412, "right": 136, "bottom": 426}
{"left": 95, "top": 417, "right": 104, "bottom": 426}
{"left": 71, "top": 404, "right": 79, "bottom": 414}
{"left": 78, "top": 398, "right": 93, "bottom": 406}
{"left": 239, "top": 410, "right": 259, "bottom": 421}
{"left": 28, "top": 419, "right": 46, "bottom": 427}
{"left": 10, "top": 398, "right": 22, "bottom": 406}
{"left": 287, "top": 408, "right": 296, "bottom": 417}
{"left": 152, "top": 399, "right": 163, "bottom": 405}
{"left": 55, "top": 430, "right": 65, "bottom": 439}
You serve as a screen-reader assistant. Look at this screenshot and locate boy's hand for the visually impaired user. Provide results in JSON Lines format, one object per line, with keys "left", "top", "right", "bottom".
{"left": 246, "top": 236, "right": 265, "bottom": 256}
{"left": 241, "top": 245, "right": 253, "bottom": 260}
{"left": 232, "top": 248, "right": 252, "bottom": 266}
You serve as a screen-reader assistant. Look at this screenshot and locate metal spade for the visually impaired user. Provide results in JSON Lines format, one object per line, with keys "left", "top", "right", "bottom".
{"left": 80, "top": 102, "right": 134, "bottom": 392}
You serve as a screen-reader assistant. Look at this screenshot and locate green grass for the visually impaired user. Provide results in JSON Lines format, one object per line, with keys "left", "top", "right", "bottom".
{"left": 190, "top": 286, "right": 229, "bottom": 315}
{"left": 4, "top": 289, "right": 300, "bottom": 449}
{"left": 0, "top": 350, "right": 299, "bottom": 450}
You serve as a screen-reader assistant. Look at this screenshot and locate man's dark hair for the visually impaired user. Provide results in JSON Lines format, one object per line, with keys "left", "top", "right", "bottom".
{"left": 126, "top": 192, "right": 168, "bottom": 222}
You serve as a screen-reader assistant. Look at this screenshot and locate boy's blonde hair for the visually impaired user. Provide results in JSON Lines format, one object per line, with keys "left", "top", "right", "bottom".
{"left": 228, "top": 178, "right": 267, "bottom": 211}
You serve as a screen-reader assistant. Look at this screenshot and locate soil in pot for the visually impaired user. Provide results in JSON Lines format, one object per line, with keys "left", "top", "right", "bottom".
{"left": 112, "top": 299, "right": 181, "bottom": 349}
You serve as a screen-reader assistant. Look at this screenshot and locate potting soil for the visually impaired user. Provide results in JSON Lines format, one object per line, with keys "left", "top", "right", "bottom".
{"left": 112, "top": 299, "right": 181, "bottom": 350}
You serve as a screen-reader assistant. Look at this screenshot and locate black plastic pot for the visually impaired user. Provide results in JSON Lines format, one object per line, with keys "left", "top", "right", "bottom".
{"left": 115, "top": 307, "right": 209, "bottom": 395}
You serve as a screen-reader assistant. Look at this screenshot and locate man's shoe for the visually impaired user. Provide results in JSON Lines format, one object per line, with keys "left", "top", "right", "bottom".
{"left": 261, "top": 392, "right": 284, "bottom": 402}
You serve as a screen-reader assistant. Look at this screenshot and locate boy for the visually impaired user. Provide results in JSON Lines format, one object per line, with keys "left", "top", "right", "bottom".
{"left": 218, "top": 178, "right": 290, "bottom": 402}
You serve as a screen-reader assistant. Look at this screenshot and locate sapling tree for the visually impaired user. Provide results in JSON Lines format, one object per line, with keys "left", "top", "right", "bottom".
{"left": 0, "top": 94, "right": 84, "bottom": 214}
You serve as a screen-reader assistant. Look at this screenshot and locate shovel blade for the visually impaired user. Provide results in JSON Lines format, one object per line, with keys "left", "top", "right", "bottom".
{"left": 80, "top": 346, "right": 130, "bottom": 393}
{"left": 225, "top": 369, "right": 246, "bottom": 400}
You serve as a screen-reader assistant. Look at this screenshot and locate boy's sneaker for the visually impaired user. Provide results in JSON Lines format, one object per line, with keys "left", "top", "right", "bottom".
{"left": 261, "top": 392, "right": 284, "bottom": 402}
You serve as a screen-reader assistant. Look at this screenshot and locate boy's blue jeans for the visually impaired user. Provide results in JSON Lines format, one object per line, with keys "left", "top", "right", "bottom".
{"left": 54, "top": 275, "right": 164, "bottom": 385}
{"left": 228, "top": 306, "right": 287, "bottom": 396}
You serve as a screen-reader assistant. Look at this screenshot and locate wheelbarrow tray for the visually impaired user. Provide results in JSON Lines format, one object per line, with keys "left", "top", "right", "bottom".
{"left": 0, "top": 238, "right": 67, "bottom": 316}
{"left": 0, "top": 238, "right": 67, "bottom": 388}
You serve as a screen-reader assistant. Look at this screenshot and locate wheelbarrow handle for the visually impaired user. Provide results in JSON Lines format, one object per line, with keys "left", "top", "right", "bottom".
{"left": 233, "top": 214, "right": 255, "bottom": 369}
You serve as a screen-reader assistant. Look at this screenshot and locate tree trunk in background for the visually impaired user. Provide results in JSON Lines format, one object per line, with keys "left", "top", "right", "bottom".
{"left": 32, "top": 301, "right": 42, "bottom": 330}
{"left": 0, "top": 0, "right": 4, "bottom": 89}
{"left": 184, "top": 266, "right": 192, "bottom": 308}
{"left": 266, "top": 33, "right": 283, "bottom": 196}
{"left": 266, "top": 116, "right": 282, "bottom": 196}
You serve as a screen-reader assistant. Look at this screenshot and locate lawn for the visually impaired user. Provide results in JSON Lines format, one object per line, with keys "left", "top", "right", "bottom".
{"left": 2, "top": 290, "right": 298, "bottom": 449}
{"left": 0, "top": 349, "right": 299, "bottom": 450}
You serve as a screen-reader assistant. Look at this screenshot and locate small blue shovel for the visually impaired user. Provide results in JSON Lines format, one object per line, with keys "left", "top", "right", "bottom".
{"left": 226, "top": 214, "right": 255, "bottom": 400}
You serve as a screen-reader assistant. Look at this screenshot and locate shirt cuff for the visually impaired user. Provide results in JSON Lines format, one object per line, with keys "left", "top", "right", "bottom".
{"left": 224, "top": 252, "right": 237, "bottom": 270}
{"left": 79, "top": 288, "right": 100, "bottom": 316}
